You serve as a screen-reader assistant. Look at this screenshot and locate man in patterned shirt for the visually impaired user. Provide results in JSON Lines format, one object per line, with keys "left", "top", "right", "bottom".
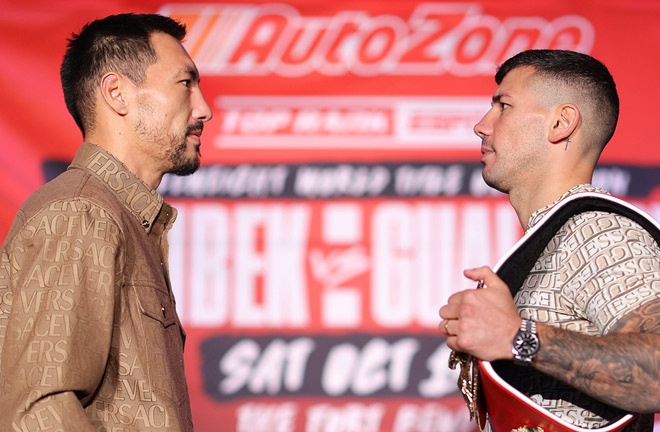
{"left": 0, "top": 13, "right": 213, "bottom": 430}
{"left": 439, "top": 50, "right": 660, "bottom": 431}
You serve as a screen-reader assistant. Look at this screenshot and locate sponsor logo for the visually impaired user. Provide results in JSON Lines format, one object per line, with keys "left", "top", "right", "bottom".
{"left": 159, "top": 3, "right": 595, "bottom": 151}
{"left": 212, "top": 96, "right": 489, "bottom": 149}
{"left": 159, "top": 2, "right": 595, "bottom": 77}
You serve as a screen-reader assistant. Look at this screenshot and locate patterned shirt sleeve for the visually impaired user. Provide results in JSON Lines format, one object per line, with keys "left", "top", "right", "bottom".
{"left": 558, "top": 211, "right": 660, "bottom": 334}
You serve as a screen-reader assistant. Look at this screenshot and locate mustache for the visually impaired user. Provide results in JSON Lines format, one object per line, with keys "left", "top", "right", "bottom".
{"left": 186, "top": 122, "right": 204, "bottom": 135}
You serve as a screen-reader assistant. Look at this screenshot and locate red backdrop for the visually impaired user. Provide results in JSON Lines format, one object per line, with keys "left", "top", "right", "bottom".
{"left": 2, "top": 1, "right": 660, "bottom": 431}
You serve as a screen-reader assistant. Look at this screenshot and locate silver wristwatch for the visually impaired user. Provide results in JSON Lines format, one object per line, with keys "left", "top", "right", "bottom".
{"left": 512, "top": 318, "right": 540, "bottom": 366}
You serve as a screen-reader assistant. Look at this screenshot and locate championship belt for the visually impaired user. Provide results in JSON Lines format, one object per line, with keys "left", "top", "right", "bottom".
{"left": 477, "top": 358, "right": 633, "bottom": 432}
{"left": 449, "top": 192, "right": 660, "bottom": 432}
{"left": 448, "top": 349, "right": 487, "bottom": 429}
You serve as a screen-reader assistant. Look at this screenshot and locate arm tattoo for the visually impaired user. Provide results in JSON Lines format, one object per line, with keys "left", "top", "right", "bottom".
{"left": 534, "top": 298, "right": 660, "bottom": 412}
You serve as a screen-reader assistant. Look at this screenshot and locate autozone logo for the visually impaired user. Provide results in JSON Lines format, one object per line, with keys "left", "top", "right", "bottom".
{"left": 159, "top": 2, "right": 594, "bottom": 77}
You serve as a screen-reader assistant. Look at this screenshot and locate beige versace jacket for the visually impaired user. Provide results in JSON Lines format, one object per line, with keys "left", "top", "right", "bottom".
{"left": 0, "top": 143, "right": 193, "bottom": 431}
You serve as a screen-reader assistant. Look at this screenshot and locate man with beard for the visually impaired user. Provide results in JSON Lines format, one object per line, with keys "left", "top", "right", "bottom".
{"left": 0, "top": 13, "right": 212, "bottom": 430}
{"left": 439, "top": 50, "right": 659, "bottom": 431}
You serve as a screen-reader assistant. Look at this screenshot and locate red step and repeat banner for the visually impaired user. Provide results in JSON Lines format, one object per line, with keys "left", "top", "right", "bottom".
{"left": 2, "top": 1, "right": 660, "bottom": 431}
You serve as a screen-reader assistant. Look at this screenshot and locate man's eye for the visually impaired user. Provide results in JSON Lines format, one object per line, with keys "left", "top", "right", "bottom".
{"left": 181, "top": 80, "right": 191, "bottom": 87}
{"left": 501, "top": 103, "right": 510, "bottom": 110}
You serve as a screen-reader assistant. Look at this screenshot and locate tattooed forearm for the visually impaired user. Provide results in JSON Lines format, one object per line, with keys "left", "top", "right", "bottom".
{"left": 534, "top": 299, "right": 660, "bottom": 412}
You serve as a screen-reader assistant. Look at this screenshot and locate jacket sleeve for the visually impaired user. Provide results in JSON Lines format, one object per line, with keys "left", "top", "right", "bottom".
{"left": 0, "top": 199, "right": 123, "bottom": 431}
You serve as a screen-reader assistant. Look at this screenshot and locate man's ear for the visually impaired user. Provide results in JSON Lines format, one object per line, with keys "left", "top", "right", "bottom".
{"left": 549, "top": 104, "right": 579, "bottom": 144}
{"left": 99, "top": 72, "right": 129, "bottom": 116}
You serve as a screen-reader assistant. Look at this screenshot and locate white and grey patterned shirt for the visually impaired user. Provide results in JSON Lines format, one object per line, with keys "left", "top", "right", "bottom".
{"left": 510, "top": 184, "right": 660, "bottom": 431}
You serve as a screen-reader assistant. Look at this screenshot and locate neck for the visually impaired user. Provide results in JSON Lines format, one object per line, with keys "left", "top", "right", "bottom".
{"left": 84, "top": 134, "right": 164, "bottom": 190}
{"left": 510, "top": 181, "right": 593, "bottom": 230}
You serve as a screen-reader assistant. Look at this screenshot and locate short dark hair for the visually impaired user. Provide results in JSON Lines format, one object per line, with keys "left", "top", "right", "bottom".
{"left": 60, "top": 13, "right": 187, "bottom": 135}
{"left": 496, "top": 49, "right": 619, "bottom": 151}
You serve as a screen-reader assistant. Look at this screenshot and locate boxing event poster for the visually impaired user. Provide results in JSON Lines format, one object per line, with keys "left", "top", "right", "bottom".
{"left": 1, "top": 1, "right": 659, "bottom": 431}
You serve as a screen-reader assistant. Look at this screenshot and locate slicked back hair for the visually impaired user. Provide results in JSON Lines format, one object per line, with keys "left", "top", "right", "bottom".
{"left": 60, "top": 13, "right": 187, "bottom": 135}
{"left": 496, "top": 49, "right": 619, "bottom": 152}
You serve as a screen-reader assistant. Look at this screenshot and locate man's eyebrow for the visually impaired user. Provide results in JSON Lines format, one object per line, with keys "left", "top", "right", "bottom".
{"left": 181, "top": 67, "right": 200, "bottom": 83}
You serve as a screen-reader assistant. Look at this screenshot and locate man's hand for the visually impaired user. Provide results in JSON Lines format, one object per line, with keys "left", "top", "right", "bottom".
{"left": 439, "top": 266, "right": 522, "bottom": 361}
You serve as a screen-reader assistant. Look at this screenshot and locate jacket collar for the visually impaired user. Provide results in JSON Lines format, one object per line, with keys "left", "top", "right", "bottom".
{"left": 68, "top": 143, "right": 165, "bottom": 233}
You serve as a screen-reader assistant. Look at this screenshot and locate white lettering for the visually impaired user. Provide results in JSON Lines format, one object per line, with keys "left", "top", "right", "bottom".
{"left": 220, "top": 338, "right": 315, "bottom": 395}
{"left": 236, "top": 402, "right": 297, "bottom": 432}
{"left": 306, "top": 403, "right": 385, "bottom": 432}
{"left": 322, "top": 338, "right": 420, "bottom": 396}
{"left": 233, "top": 204, "right": 310, "bottom": 327}
{"left": 392, "top": 402, "right": 474, "bottom": 432}
{"left": 418, "top": 344, "right": 461, "bottom": 397}
{"left": 169, "top": 200, "right": 519, "bottom": 329}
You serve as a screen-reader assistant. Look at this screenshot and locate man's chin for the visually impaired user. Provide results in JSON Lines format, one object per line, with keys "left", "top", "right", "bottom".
{"left": 483, "top": 178, "right": 509, "bottom": 195}
{"left": 168, "top": 158, "right": 200, "bottom": 177}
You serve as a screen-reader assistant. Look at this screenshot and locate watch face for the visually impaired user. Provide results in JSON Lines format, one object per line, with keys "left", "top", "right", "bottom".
{"left": 514, "top": 333, "right": 539, "bottom": 356}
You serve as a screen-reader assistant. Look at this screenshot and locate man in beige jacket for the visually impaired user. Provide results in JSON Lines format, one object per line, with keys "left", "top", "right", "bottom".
{"left": 0, "top": 13, "right": 212, "bottom": 430}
